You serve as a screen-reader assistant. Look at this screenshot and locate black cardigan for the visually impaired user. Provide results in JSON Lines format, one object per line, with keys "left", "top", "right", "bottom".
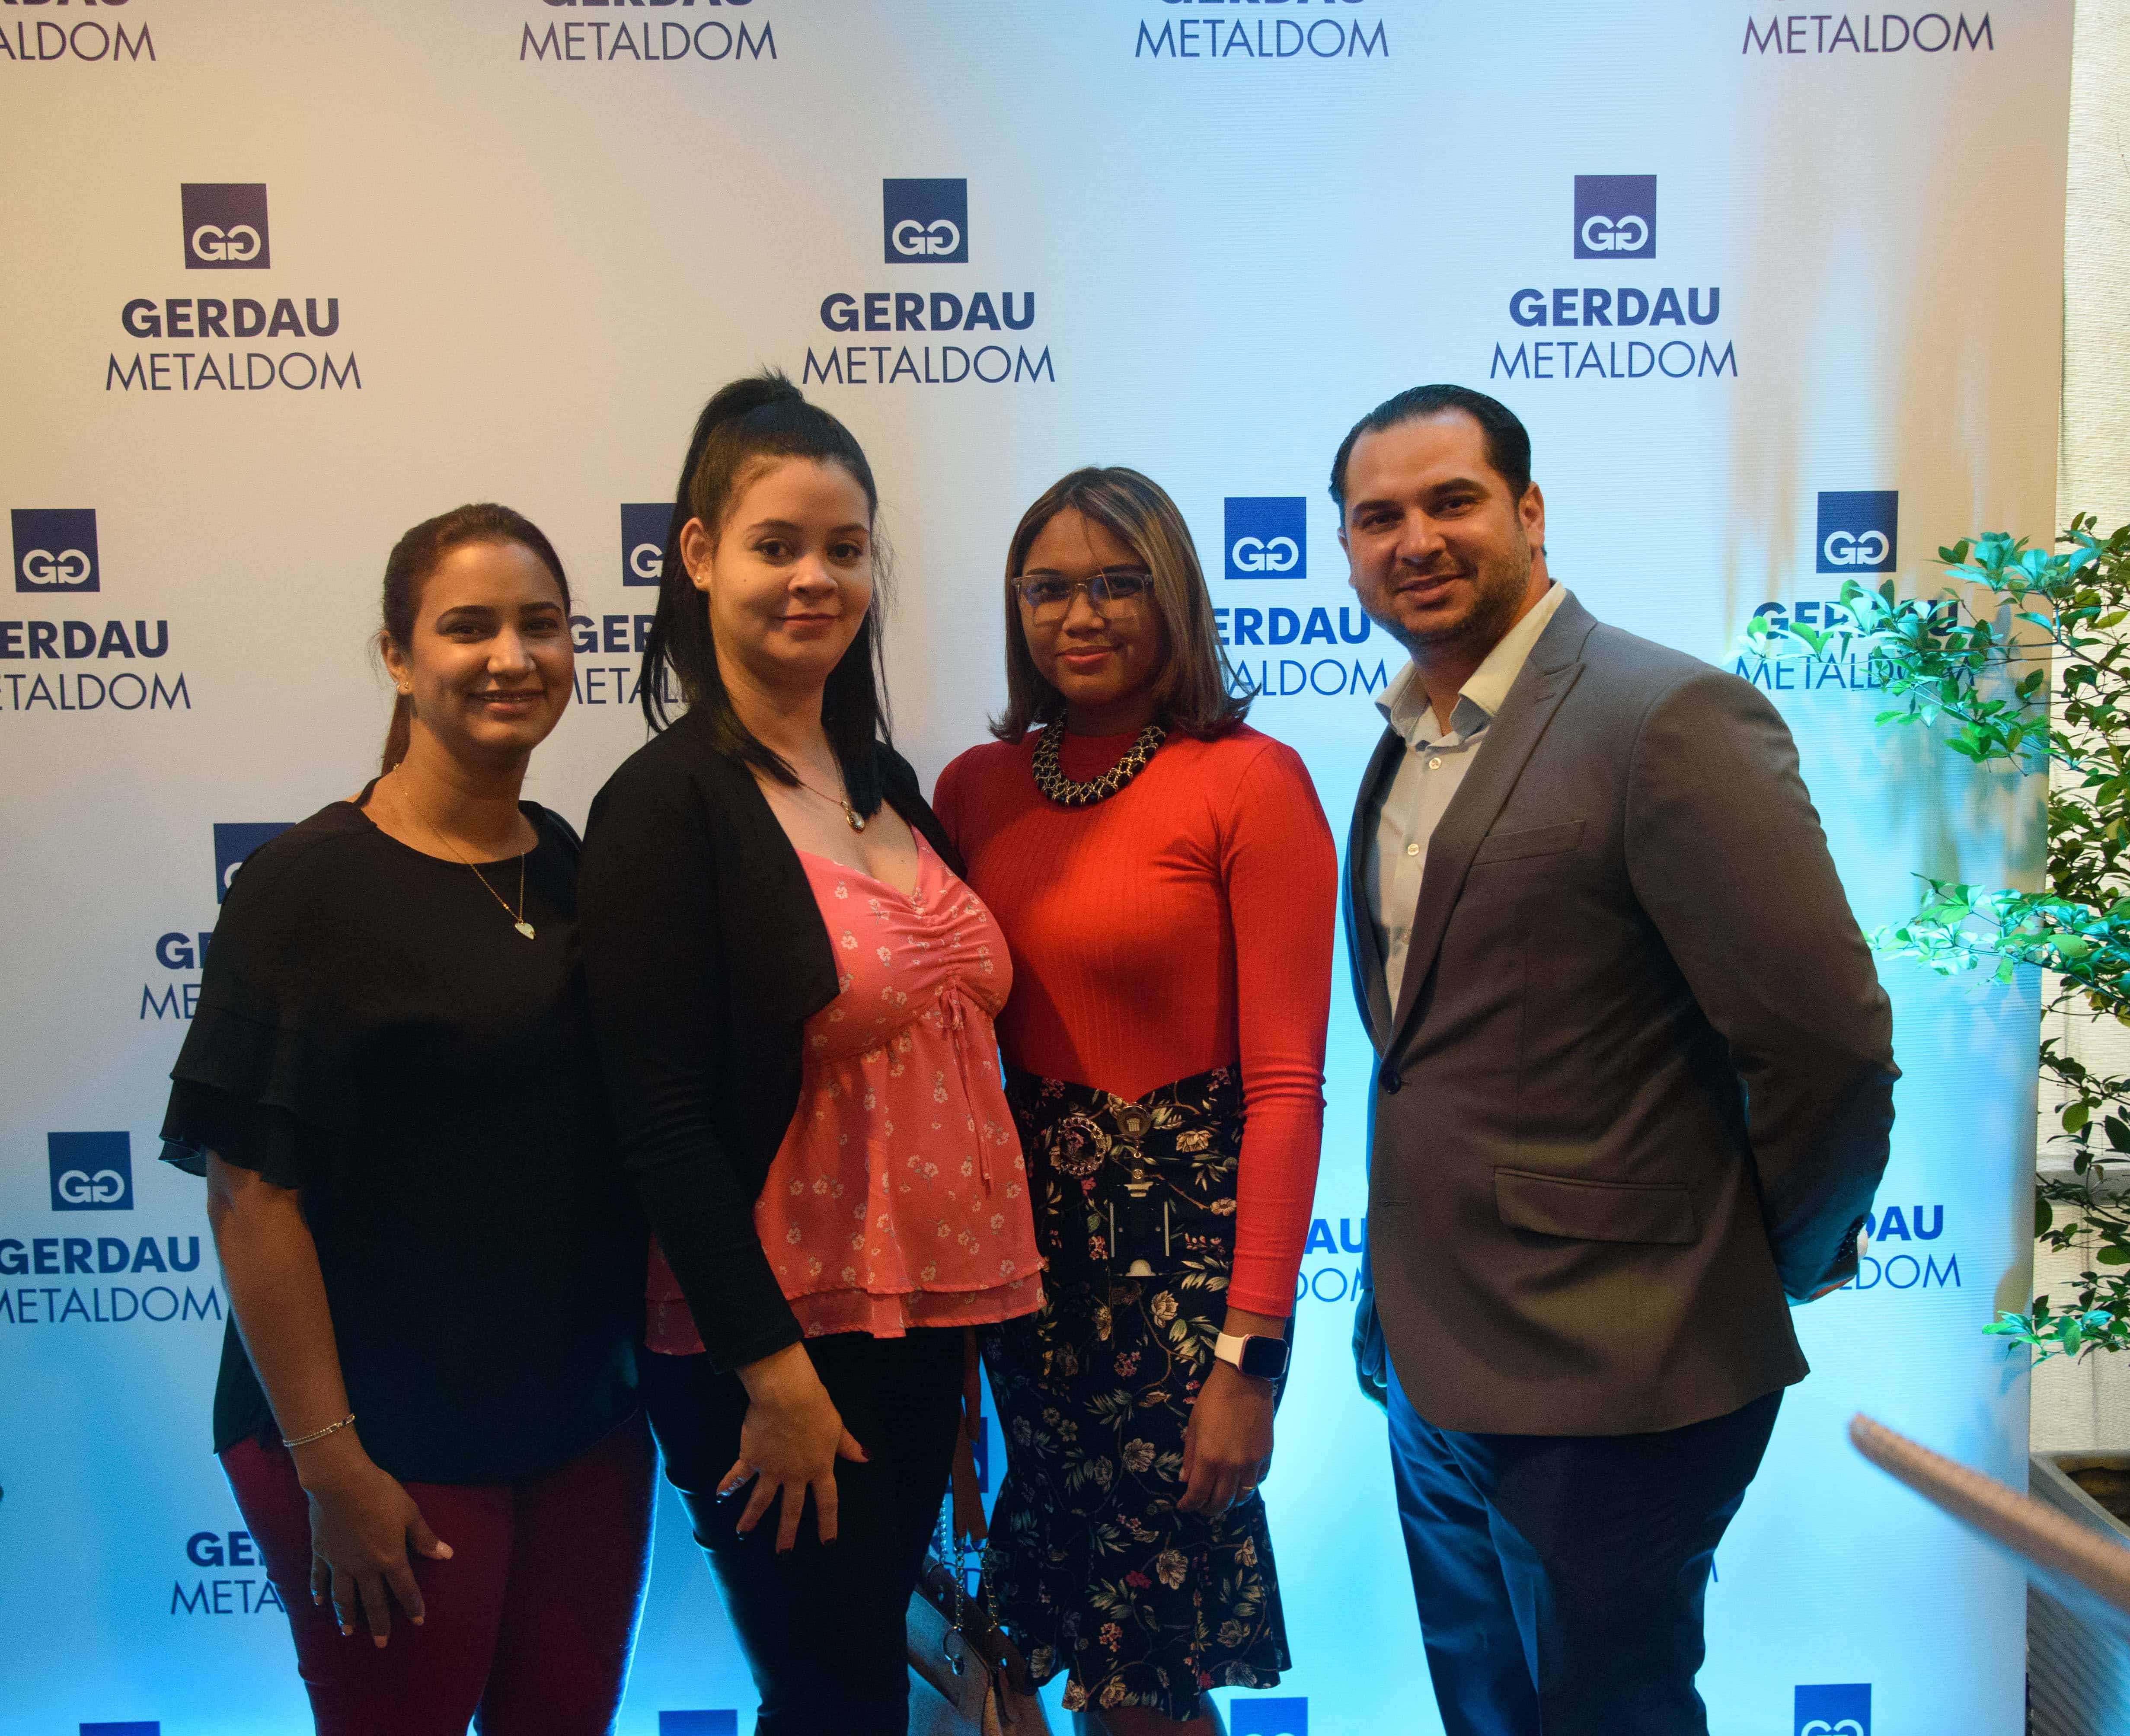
{"left": 577, "top": 708, "right": 962, "bottom": 1371}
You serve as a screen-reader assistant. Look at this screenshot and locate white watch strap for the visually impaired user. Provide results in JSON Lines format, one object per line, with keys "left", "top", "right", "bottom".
{"left": 1214, "top": 1331, "right": 1249, "bottom": 1367}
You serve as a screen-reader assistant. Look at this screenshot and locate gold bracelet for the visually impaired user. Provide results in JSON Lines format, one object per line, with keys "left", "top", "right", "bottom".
{"left": 281, "top": 1413, "right": 355, "bottom": 1450}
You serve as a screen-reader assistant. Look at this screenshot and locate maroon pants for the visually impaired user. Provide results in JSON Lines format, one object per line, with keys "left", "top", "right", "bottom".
{"left": 221, "top": 1414, "right": 655, "bottom": 1736}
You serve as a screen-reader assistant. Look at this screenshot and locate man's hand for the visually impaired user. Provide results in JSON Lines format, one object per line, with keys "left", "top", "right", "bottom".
{"left": 1354, "top": 1287, "right": 1389, "bottom": 1410}
{"left": 1797, "top": 1229, "right": 1869, "bottom": 1305}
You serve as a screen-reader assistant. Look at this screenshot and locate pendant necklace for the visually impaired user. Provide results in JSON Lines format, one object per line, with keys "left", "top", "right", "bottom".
{"left": 1031, "top": 720, "right": 1167, "bottom": 807}
{"left": 790, "top": 768, "right": 868, "bottom": 833}
{"left": 403, "top": 780, "right": 536, "bottom": 939}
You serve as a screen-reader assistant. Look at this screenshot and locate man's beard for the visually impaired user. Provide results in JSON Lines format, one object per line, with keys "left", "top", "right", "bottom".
{"left": 1381, "top": 533, "right": 1533, "bottom": 658}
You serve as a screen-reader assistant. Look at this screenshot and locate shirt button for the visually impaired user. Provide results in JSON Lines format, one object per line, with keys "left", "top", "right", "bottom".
{"left": 1428, "top": 756, "right": 1443, "bottom": 770}
{"left": 1405, "top": 842, "right": 1421, "bottom": 857}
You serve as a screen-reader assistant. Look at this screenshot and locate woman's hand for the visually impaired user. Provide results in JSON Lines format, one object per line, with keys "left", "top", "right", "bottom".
{"left": 297, "top": 1432, "right": 453, "bottom": 1648}
{"left": 1178, "top": 1359, "right": 1275, "bottom": 1516}
{"left": 726, "top": 1341, "right": 869, "bottom": 1551}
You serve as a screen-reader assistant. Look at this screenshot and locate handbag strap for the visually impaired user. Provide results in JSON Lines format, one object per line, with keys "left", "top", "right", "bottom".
{"left": 929, "top": 1498, "right": 1043, "bottom": 1698}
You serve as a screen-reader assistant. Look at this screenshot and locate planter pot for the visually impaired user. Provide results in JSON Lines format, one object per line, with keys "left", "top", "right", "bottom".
{"left": 2031, "top": 1452, "right": 2130, "bottom": 1736}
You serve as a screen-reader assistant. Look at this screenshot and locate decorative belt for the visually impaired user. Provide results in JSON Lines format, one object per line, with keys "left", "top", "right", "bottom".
{"left": 1003, "top": 1065, "right": 1245, "bottom": 1288}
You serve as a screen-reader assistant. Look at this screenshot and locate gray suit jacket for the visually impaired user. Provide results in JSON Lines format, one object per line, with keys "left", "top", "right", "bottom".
{"left": 1347, "top": 590, "right": 1896, "bottom": 1436}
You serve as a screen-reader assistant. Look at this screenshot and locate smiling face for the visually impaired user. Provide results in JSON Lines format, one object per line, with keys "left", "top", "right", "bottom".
{"left": 381, "top": 538, "right": 572, "bottom": 767}
{"left": 680, "top": 456, "right": 874, "bottom": 703}
{"left": 1014, "top": 505, "right": 1168, "bottom": 734}
{"left": 1338, "top": 409, "right": 1548, "bottom": 661}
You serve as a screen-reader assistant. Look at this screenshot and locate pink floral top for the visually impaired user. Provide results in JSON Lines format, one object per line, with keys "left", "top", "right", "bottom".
{"left": 646, "top": 835, "right": 1042, "bottom": 1351}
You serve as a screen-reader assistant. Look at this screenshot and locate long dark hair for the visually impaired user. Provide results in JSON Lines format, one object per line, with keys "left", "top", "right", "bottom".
{"left": 638, "top": 371, "right": 892, "bottom": 814}
{"left": 377, "top": 503, "right": 570, "bottom": 774}
{"left": 993, "top": 466, "right": 1250, "bottom": 742}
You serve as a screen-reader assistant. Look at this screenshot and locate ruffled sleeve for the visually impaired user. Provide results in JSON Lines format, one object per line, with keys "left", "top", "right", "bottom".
{"left": 158, "top": 820, "right": 359, "bottom": 1188}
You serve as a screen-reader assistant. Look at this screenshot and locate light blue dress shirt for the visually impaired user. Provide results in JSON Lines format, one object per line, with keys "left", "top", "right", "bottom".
{"left": 1366, "top": 583, "right": 1567, "bottom": 1006}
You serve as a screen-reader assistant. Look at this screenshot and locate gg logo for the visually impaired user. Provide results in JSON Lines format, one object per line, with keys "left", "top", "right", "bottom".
{"left": 56, "top": 1168, "right": 127, "bottom": 1206}
{"left": 1579, "top": 212, "right": 1650, "bottom": 253}
{"left": 1821, "top": 529, "right": 1890, "bottom": 568}
{"left": 19, "top": 547, "right": 91, "bottom": 587}
{"left": 1799, "top": 1722, "right": 1865, "bottom": 1736}
{"left": 1230, "top": 536, "right": 1300, "bottom": 574}
{"left": 891, "top": 217, "right": 962, "bottom": 258}
{"left": 190, "top": 223, "right": 263, "bottom": 264}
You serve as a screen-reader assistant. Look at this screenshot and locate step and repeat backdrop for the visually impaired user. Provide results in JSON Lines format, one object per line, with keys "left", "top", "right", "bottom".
{"left": 0, "top": 5, "right": 2071, "bottom": 1734}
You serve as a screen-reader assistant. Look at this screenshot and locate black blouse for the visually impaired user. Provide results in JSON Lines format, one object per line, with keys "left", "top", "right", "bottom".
{"left": 577, "top": 710, "right": 960, "bottom": 1373}
{"left": 159, "top": 796, "right": 644, "bottom": 1484}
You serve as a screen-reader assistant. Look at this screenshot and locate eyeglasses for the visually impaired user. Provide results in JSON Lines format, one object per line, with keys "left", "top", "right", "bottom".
{"left": 1012, "top": 568, "right": 1156, "bottom": 614}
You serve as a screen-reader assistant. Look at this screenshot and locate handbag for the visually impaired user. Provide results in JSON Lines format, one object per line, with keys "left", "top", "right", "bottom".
{"left": 906, "top": 1510, "right": 1054, "bottom": 1736}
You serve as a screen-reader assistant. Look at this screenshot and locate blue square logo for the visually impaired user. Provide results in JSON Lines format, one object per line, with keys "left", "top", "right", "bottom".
{"left": 182, "top": 182, "right": 270, "bottom": 269}
{"left": 13, "top": 508, "right": 99, "bottom": 594}
{"left": 50, "top": 1133, "right": 133, "bottom": 1212}
{"left": 1816, "top": 491, "right": 1898, "bottom": 574}
{"left": 622, "top": 502, "right": 670, "bottom": 587}
{"left": 1232, "top": 1698, "right": 1308, "bottom": 1736}
{"left": 213, "top": 821, "right": 292, "bottom": 904}
{"left": 658, "top": 1715, "right": 738, "bottom": 1736}
{"left": 81, "top": 1725, "right": 160, "bottom": 1736}
{"left": 884, "top": 179, "right": 968, "bottom": 263}
{"left": 1225, "top": 498, "right": 1306, "bottom": 581}
{"left": 1796, "top": 1682, "right": 1870, "bottom": 1736}
{"left": 1574, "top": 174, "right": 1656, "bottom": 258}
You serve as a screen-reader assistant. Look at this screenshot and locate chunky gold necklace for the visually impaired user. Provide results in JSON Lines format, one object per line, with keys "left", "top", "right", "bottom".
{"left": 1030, "top": 720, "right": 1166, "bottom": 807}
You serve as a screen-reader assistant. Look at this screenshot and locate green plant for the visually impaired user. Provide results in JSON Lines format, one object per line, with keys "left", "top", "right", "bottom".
{"left": 1745, "top": 517, "right": 2130, "bottom": 1361}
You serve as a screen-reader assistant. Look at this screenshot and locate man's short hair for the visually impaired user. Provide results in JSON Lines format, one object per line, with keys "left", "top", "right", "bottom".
{"left": 1328, "top": 384, "right": 1533, "bottom": 513}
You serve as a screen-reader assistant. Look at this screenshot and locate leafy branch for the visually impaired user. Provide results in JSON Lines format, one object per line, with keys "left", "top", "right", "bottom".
{"left": 1748, "top": 518, "right": 2130, "bottom": 1359}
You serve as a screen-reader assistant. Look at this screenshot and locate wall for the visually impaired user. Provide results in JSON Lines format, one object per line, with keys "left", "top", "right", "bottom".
{"left": 0, "top": 6, "right": 2068, "bottom": 1733}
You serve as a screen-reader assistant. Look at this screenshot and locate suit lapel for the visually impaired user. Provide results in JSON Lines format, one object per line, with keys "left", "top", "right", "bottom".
{"left": 1344, "top": 727, "right": 1403, "bottom": 1050}
{"left": 1385, "top": 596, "right": 1596, "bottom": 1046}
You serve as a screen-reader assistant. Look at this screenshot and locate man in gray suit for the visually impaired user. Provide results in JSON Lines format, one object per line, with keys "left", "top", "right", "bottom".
{"left": 1336, "top": 384, "right": 1896, "bottom": 1736}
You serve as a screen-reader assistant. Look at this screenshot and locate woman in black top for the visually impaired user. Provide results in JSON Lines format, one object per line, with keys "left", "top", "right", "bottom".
{"left": 160, "top": 505, "right": 651, "bottom": 1736}
{"left": 578, "top": 373, "right": 1035, "bottom": 1736}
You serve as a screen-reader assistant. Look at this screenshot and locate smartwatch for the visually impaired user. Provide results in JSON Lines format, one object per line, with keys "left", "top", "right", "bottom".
{"left": 1214, "top": 1331, "right": 1290, "bottom": 1382}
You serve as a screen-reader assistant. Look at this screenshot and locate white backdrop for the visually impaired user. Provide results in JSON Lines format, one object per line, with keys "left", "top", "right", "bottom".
{"left": 0, "top": 6, "right": 2068, "bottom": 1733}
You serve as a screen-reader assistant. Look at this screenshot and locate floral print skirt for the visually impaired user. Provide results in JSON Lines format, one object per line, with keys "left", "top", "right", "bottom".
{"left": 978, "top": 1065, "right": 1290, "bottom": 1720}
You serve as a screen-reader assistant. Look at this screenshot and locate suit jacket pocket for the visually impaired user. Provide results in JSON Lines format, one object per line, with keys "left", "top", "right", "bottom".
{"left": 1471, "top": 819, "right": 1584, "bottom": 865}
{"left": 1494, "top": 1168, "right": 1698, "bottom": 1245}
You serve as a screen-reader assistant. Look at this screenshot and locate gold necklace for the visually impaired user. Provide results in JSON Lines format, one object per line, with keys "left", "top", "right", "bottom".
{"left": 789, "top": 767, "right": 868, "bottom": 833}
{"left": 1030, "top": 721, "right": 1166, "bottom": 807}
{"left": 399, "top": 778, "right": 536, "bottom": 939}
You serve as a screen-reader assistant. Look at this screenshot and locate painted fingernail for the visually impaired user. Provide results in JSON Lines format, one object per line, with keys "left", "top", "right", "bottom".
{"left": 373, "top": 1636, "right": 387, "bottom": 1650}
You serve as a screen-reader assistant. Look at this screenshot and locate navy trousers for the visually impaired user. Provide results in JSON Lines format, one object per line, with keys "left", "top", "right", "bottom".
{"left": 1387, "top": 1364, "right": 1782, "bottom": 1736}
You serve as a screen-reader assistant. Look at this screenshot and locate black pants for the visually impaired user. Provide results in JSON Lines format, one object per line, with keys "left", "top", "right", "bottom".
{"left": 1387, "top": 1362, "right": 1782, "bottom": 1736}
{"left": 640, "top": 1328, "right": 964, "bottom": 1736}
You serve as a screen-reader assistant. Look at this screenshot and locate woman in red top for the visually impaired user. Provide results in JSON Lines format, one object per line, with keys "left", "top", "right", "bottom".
{"left": 934, "top": 467, "right": 1337, "bottom": 1734}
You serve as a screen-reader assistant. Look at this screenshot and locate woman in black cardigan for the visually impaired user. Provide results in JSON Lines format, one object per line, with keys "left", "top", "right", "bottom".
{"left": 578, "top": 374, "right": 1038, "bottom": 1735}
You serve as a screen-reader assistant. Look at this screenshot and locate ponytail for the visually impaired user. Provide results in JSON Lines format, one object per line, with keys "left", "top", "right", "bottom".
{"left": 637, "top": 369, "right": 892, "bottom": 816}
{"left": 380, "top": 691, "right": 414, "bottom": 775}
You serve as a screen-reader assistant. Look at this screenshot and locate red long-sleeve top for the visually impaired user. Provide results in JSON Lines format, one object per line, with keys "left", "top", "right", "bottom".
{"left": 933, "top": 724, "right": 1336, "bottom": 1316}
